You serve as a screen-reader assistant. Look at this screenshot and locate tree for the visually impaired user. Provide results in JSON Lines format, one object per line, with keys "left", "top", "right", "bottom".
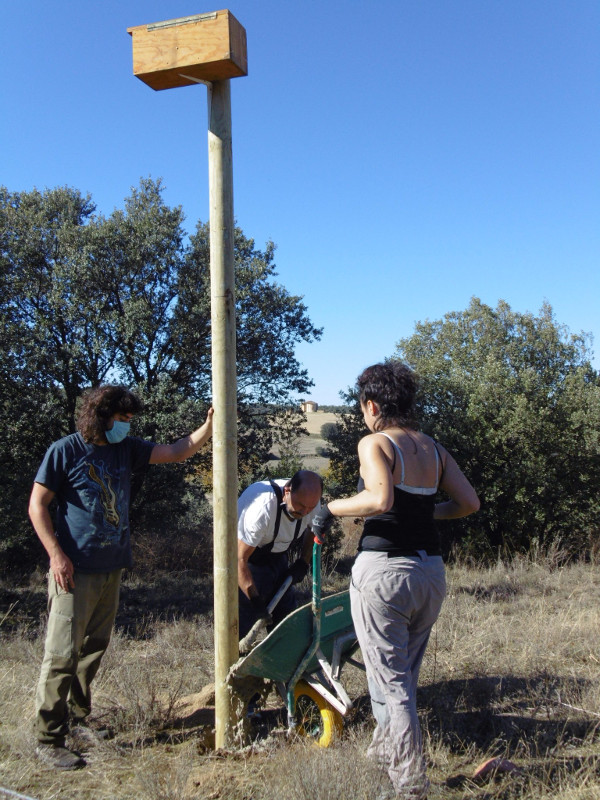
{"left": 264, "top": 406, "right": 308, "bottom": 482}
{"left": 77, "top": 178, "right": 189, "bottom": 393}
{"left": 0, "top": 185, "right": 102, "bottom": 428}
{"left": 320, "top": 422, "right": 338, "bottom": 441}
{"left": 0, "top": 186, "right": 98, "bottom": 571}
{"left": 183, "top": 222, "right": 322, "bottom": 404}
{"left": 182, "top": 221, "right": 323, "bottom": 478}
{"left": 396, "top": 298, "right": 600, "bottom": 557}
{"left": 322, "top": 387, "right": 365, "bottom": 498}
{"left": 0, "top": 180, "right": 323, "bottom": 575}
{"left": 326, "top": 299, "right": 600, "bottom": 559}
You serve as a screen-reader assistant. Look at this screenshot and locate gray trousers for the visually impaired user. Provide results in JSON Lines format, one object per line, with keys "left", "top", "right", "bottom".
{"left": 35, "top": 569, "right": 122, "bottom": 745}
{"left": 350, "top": 550, "right": 446, "bottom": 799}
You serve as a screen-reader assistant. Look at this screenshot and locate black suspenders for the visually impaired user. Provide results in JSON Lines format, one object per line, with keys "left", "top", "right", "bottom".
{"left": 263, "top": 479, "right": 302, "bottom": 552}
{"left": 249, "top": 480, "right": 302, "bottom": 564}
{"left": 266, "top": 479, "right": 284, "bottom": 553}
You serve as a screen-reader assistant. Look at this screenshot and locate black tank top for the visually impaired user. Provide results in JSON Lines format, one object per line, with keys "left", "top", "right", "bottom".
{"left": 358, "top": 433, "right": 442, "bottom": 556}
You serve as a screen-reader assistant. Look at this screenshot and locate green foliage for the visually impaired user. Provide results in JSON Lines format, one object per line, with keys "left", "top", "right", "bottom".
{"left": 316, "top": 422, "right": 339, "bottom": 460}
{"left": 326, "top": 298, "right": 600, "bottom": 560}
{"left": 324, "top": 389, "right": 366, "bottom": 497}
{"left": 0, "top": 388, "right": 65, "bottom": 573}
{"left": 182, "top": 221, "right": 322, "bottom": 481}
{"left": 0, "top": 180, "right": 322, "bottom": 576}
{"left": 0, "top": 185, "right": 98, "bottom": 574}
{"left": 397, "top": 298, "right": 600, "bottom": 557}
{"left": 264, "top": 406, "right": 308, "bottom": 481}
{"left": 320, "top": 422, "right": 338, "bottom": 441}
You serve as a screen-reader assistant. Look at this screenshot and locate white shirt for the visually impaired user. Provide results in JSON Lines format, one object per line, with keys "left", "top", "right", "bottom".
{"left": 237, "top": 479, "right": 321, "bottom": 554}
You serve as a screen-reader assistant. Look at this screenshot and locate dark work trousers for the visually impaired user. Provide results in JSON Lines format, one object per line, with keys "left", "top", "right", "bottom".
{"left": 238, "top": 551, "right": 296, "bottom": 638}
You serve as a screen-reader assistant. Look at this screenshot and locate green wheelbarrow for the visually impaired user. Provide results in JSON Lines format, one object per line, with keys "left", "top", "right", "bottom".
{"left": 228, "top": 534, "right": 364, "bottom": 746}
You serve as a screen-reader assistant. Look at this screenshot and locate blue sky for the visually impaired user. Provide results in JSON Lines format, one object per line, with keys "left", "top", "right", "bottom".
{"left": 1, "top": 1, "right": 598, "bottom": 404}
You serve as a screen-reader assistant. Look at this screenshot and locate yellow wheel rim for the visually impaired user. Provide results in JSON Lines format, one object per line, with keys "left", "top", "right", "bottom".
{"left": 294, "top": 680, "right": 344, "bottom": 747}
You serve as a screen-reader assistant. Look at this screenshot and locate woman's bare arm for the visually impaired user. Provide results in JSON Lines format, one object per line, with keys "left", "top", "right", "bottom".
{"left": 328, "top": 434, "right": 394, "bottom": 518}
{"left": 434, "top": 446, "right": 480, "bottom": 519}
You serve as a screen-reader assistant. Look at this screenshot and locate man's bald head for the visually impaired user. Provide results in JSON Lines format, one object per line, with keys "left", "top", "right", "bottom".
{"left": 283, "top": 470, "right": 323, "bottom": 520}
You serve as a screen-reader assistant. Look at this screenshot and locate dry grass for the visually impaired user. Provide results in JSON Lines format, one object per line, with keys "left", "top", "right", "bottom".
{"left": 293, "top": 410, "right": 339, "bottom": 474}
{"left": 2, "top": 558, "right": 600, "bottom": 799}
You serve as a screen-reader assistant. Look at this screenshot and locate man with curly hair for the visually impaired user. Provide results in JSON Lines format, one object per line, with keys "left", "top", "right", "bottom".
{"left": 29, "top": 385, "right": 213, "bottom": 770}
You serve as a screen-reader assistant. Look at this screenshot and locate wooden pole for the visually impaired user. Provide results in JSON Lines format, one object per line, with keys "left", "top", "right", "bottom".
{"left": 208, "top": 79, "right": 239, "bottom": 749}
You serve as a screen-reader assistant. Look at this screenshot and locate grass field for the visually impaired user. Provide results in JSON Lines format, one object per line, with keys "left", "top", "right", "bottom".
{"left": 293, "top": 410, "right": 341, "bottom": 474}
{"left": 2, "top": 551, "right": 600, "bottom": 799}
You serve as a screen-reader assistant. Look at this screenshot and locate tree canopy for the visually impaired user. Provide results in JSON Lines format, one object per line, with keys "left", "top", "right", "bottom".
{"left": 326, "top": 298, "right": 600, "bottom": 559}
{"left": 0, "top": 179, "right": 322, "bottom": 575}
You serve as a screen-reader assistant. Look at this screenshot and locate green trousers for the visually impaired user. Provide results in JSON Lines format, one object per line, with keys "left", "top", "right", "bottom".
{"left": 35, "top": 569, "right": 122, "bottom": 745}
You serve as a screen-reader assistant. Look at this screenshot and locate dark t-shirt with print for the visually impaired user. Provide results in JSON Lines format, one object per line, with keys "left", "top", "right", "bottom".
{"left": 35, "top": 432, "right": 154, "bottom": 572}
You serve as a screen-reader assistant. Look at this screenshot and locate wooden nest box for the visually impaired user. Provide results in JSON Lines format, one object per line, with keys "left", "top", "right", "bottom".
{"left": 127, "top": 9, "right": 247, "bottom": 90}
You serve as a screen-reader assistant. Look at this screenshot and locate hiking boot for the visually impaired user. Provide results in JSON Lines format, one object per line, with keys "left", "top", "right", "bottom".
{"left": 35, "top": 744, "right": 86, "bottom": 770}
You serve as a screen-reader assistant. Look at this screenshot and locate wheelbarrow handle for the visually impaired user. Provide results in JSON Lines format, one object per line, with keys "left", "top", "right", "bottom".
{"left": 238, "top": 575, "right": 293, "bottom": 654}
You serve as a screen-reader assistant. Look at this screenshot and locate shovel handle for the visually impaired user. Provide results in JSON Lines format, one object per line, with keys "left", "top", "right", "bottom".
{"left": 267, "top": 574, "right": 293, "bottom": 614}
{"left": 238, "top": 575, "right": 293, "bottom": 653}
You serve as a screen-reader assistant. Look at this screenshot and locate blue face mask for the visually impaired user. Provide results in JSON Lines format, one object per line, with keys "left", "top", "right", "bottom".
{"left": 105, "top": 420, "right": 130, "bottom": 444}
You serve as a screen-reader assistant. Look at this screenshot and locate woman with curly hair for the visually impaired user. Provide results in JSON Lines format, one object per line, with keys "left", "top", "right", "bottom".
{"left": 312, "top": 362, "right": 479, "bottom": 799}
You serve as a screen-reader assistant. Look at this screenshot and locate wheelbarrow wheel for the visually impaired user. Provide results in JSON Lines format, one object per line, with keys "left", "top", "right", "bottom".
{"left": 294, "top": 680, "right": 343, "bottom": 747}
